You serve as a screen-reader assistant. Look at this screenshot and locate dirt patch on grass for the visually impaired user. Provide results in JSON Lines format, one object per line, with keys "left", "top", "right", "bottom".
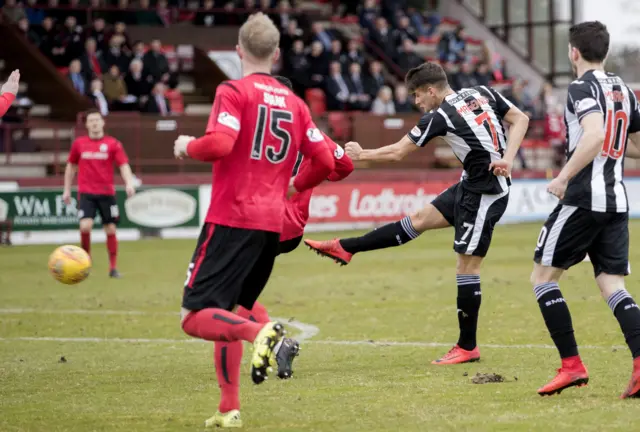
{"left": 471, "top": 373, "right": 505, "bottom": 384}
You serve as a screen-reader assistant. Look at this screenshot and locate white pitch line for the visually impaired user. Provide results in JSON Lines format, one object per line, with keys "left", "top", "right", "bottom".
{"left": 0, "top": 308, "right": 320, "bottom": 343}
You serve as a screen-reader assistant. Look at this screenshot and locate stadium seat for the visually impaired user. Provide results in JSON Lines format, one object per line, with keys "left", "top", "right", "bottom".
{"left": 305, "top": 88, "right": 327, "bottom": 116}
{"left": 327, "top": 112, "right": 351, "bottom": 141}
{"left": 166, "top": 89, "right": 184, "bottom": 114}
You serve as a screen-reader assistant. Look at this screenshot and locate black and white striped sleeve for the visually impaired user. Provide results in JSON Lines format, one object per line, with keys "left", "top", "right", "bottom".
{"left": 568, "top": 80, "right": 603, "bottom": 123}
{"left": 629, "top": 88, "right": 640, "bottom": 133}
{"left": 482, "top": 86, "right": 514, "bottom": 117}
{"left": 406, "top": 111, "right": 448, "bottom": 147}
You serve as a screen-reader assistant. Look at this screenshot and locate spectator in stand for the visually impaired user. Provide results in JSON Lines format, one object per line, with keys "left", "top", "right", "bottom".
{"left": 59, "top": 16, "right": 84, "bottom": 64}
{"left": 272, "top": 0, "right": 294, "bottom": 31}
{"left": 143, "top": 39, "right": 169, "bottom": 82}
{"left": 50, "top": 30, "right": 68, "bottom": 67}
{"left": 3, "top": 0, "right": 26, "bottom": 23}
{"left": 124, "top": 59, "right": 152, "bottom": 105}
{"left": 442, "top": 60, "right": 457, "bottom": 87}
{"left": 67, "top": 59, "right": 87, "bottom": 95}
{"left": 132, "top": 40, "right": 146, "bottom": 62}
{"left": 90, "top": 79, "right": 109, "bottom": 116}
{"left": 103, "top": 65, "right": 129, "bottom": 109}
{"left": 474, "top": 62, "right": 493, "bottom": 87}
{"left": 393, "top": 15, "right": 418, "bottom": 46}
{"left": 329, "top": 40, "right": 347, "bottom": 70}
{"left": 370, "top": 17, "right": 396, "bottom": 61}
{"left": 144, "top": 82, "right": 171, "bottom": 115}
{"left": 110, "top": 0, "right": 133, "bottom": 25}
{"left": 65, "top": 0, "right": 87, "bottom": 24}
{"left": 111, "top": 22, "right": 132, "bottom": 53}
{"left": 371, "top": 86, "right": 395, "bottom": 116}
{"left": 325, "top": 61, "right": 350, "bottom": 111}
{"left": 359, "top": 0, "right": 378, "bottom": 35}
{"left": 396, "top": 38, "right": 423, "bottom": 73}
{"left": 44, "top": 0, "right": 65, "bottom": 22}
{"left": 163, "top": 61, "right": 179, "bottom": 90}
{"left": 307, "top": 41, "right": 328, "bottom": 89}
{"left": 135, "top": 0, "right": 162, "bottom": 26}
{"left": 381, "top": 0, "right": 406, "bottom": 26}
{"left": 17, "top": 17, "right": 40, "bottom": 46}
{"left": 103, "top": 35, "right": 132, "bottom": 75}
{"left": 156, "top": 0, "right": 174, "bottom": 27}
{"left": 37, "top": 17, "right": 56, "bottom": 59}
{"left": 394, "top": 84, "right": 413, "bottom": 113}
{"left": 25, "top": 0, "right": 44, "bottom": 25}
{"left": 364, "top": 60, "right": 385, "bottom": 99}
{"left": 311, "top": 22, "right": 334, "bottom": 52}
{"left": 89, "top": 0, "right": 109, "bottom": 21}
{"left": 537, "top": 81, "right": 559, "bottom": 119}
{"left": 508, "top": 79, "right": 535, "bottom": 116}
{"left": 80, "top": 38, "right": 104, "bottom": 83}
{"left": 345, "top": 39, "right": 365, "bottom": 68}
{"left": 439, "top": 25, "right": 466, "bottom": 63}
{"left": 288, "top": 39, "right": 309, "bottom": 94}
{"left": 280, "top": 19, "right": 303, "bottom": 58}
{"left": 194, "top": 0, "right": 217, "bottom": 27}
{"left": 346, "top": 62, "right": 371, "bottom": 111}
{"left": 86, "top": 18, "right": 108, "bottom": 54}
{"left": 454, "top": 61, "right": 479, "bottom": 89}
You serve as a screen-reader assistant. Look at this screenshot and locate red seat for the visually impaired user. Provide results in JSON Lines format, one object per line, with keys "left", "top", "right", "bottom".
{"left": 305, "top": 88, "right": 326, "bottom": 116}
{"left": 327, "top": 112, "right": 350, "bottom": 141}
{"left": 166, "top": 89, "right": 184, "bottom": 114}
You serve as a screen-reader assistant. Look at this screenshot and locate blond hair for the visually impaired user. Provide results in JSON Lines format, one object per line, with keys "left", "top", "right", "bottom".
{"left": 238, "top": 12, "right": 280, "bottom": 60}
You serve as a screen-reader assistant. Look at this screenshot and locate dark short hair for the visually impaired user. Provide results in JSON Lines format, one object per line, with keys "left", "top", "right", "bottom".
{"left": 569, "top": 21, "right": 609, "bottom": 63}
{"left": 274, "top": 75, "right": 293, "bottom": 90}
{"left": 84, "top": 109, "right": 102, "bottom": 122}
{"left": 405, "top": 62, "right": 448, "bottom": 93}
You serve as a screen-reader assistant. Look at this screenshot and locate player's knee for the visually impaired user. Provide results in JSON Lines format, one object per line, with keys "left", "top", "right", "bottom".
{"left": 595, "top": 273, "right": 625, "bottom": 298}
{"left": 79, "top": 219, "right": 93, "bottom": 232}
{"left": 410, "top": 204, "right": 445, "bottom": 233}
{"left": 530, "top": 263, "right": 561, "bottom": 286}
{"left": 456, "top": 254, "right": 482, "bottom": 274}
{"left": 103, "top": 223, "right": 117, "bottom": 235}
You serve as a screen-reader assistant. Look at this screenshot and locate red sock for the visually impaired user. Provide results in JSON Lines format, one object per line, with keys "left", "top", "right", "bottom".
{"left": 80, "top": 231, "right": 91, "bottom": 256}
{"left": 561, "top": 355, "right": 584, "bottom": 369}
{"left": 106, "top": 233, "right": 118, "bottom": 271}
{"left": 182, "top": 308, "right": 262, "bottom": 342}
{"left": 215, "top": 341, "right": 242, "bottom": 413}
{"left": 236, "top": 301, "right": 270, "bottom": 324}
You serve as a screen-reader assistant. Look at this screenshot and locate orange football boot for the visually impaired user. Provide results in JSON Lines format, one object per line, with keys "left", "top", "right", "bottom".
{"left": 304, "top": 239, "right": 352, "bottom": 266}
{"left": 538, "top": 357, "right": 589, "bottom": 396}
{"left": 621, "top": 357, "right": 640, "bottom": 399}
{"left": 431, "top": 345, "right": 481, "bottom": 365}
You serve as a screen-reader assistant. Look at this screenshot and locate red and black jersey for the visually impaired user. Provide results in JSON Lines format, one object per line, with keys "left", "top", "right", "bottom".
{"left": 68, "top": 135, "right": 128, "bottom": 195}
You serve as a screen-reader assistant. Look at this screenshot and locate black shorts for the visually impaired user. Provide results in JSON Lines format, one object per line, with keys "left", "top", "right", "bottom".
{"left": 278, "top": 236, "right": 302, "bottom": 255}
{"left": 431, "top": 182, "right": 509, "bottom": 257}
{"left": 78, "top": 194, "right": 119, "bottom": 225}
{"left": 182, "top": 223, "right": 280, "bottom": 311}
{"left": 533, "top": 205, "right": 629, "bottom": 276}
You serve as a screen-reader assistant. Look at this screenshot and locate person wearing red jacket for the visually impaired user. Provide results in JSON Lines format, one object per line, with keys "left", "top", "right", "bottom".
{"left": 234, "top": 75, "right": 355, "bottom": 381}
{"left": 0, "top": 70, "right": 20, "bottom": 117}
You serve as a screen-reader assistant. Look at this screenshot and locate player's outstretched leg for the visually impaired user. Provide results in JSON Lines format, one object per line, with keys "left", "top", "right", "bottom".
{"left": 432, "top": 271, "right": 482, "bottom": 365}
{"left": 204, "top": 341, "right": 244, "bottom": 428}
{"left": 304, "top": 215, "right": 421, "bottom": 265}
{"left": 598, "top": 277, "right": 640, "bottom": 398}
{"left": 181, "top": 308, "right": 285, "bottom": 384}
{"left": 237, "top": 302, "right": 300, "bottom": 379}
{"left": 532, "top": 265, "right": 588, "bottom": 396}
{"left": 104, "top": 223, "right": 121, "bottom": 278}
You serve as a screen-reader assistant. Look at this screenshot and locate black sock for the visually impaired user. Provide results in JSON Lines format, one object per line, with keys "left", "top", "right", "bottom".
{"left": 608, "top": 289, "right": 640, "bottom": 359}
{"left": 340, "top": 216, "right": 420, "bottom": 254}
{"left": 456, "top": 274, "right": 481, "bottom": 351}
{"left": 534, "top": 282, "right": 578, "bottom": 358}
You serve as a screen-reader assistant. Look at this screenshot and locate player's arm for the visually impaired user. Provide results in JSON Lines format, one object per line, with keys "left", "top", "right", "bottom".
{"left": 112, "top": 141, "right": 136, "bottom": 197}
{"left": 626, "top": 135, "right": 640, "bottom": 158}
{"left": 0, "top": 70, "right": 19, "bottom": 118}
{"left": 323, "top": 134, "right": 354, "bottom": 182}
{"left": 347, "top": 111, "right": 447, "bottom": 162}
{"left": 292, "top": 107, "right": 335, "bottom": 193}
{"left": 174, "top": 82, "right": 242, "bottom": 162}
{"left": 62, "top": 139, "right": 81, "bottom": 205}
{"left": 624, "top": 90, "right": 640, "bottom": 159}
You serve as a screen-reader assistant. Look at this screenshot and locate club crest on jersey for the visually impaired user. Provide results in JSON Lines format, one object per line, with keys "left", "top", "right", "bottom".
{"left": 307, "top": 128, "right": 323, "bottom": 142}
{"left": 410, "top": 126, "right": 421, "bottom": 136}
{"left": 334, "top": 145, "right": 345, "bottom": 159}
{"left": 99, "top": 143, "right": 108, "bottom": 152}
{"left": 218, "top": 112, "right": 240, "bottom": 131}
{"left": 574, "top": 98, "right": 597, "bottom": 113}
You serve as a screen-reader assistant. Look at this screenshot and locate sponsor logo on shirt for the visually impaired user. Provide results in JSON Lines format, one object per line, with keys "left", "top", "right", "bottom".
{"left": 574, "top": 98, "right": 597, "bottom": 113}
{"left": 99, "top": 143, "right": 108, "bottom": 152}
{"left": 124, "top": 188, "right": 197, "bottom": 228}
{"left": 306, "top": 128, "right": 324, "bottom": 143}
{"left": 334, "top": 145, "right": 345, "bottom": 159}
{"left": 81, "top": 152, "right": 109, "bottom": 160}
{"left": 410, "top": 126, "right": 421, "bottom": 137}
{"left": 218, "top": 112, "right": 240, "bottom": 131}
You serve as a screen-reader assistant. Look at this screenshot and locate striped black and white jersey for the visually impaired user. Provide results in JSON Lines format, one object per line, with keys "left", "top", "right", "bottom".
{"left": 407, "top": 86, "right": 514, "bottom": 195}
{"left": 563, "top": 70, "right": 640, "bottom": 213}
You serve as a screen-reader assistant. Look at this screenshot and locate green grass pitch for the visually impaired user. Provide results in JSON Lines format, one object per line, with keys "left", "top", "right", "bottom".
{"left": 2, "top": 222, "right": 640, "bottom": 431}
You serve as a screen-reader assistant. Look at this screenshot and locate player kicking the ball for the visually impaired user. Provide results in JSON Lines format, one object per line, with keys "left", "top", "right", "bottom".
{"left": 63, "top": 110, "right": 136, "bottom": 278}
{"left": 235, "top": 75, "right": 354, "bottom": 380}
{"left": 173, "top": 14, "right": 335, "bottom": 428}
{"left": 305, "top": 62, "right": 530, "bottom": 365}
{"left": 531, "top": 21, "right": 640, "bottom": 398}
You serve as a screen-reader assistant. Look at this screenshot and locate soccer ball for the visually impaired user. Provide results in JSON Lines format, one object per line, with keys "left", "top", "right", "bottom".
{"left": 48, "top": 245, "right": 92, "bottom": 285}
